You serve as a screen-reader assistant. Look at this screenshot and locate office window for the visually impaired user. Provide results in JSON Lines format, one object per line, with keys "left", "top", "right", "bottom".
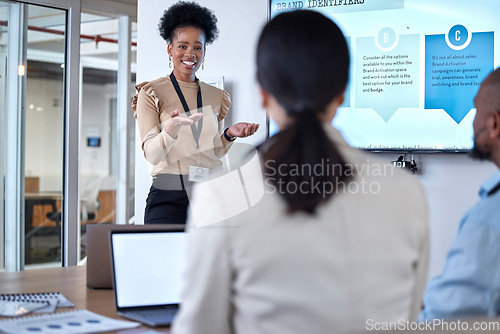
{"left": 79, "top": 13, "right": 137, "bottom": 259}
{"left": 24, "top": 6, "right": 66, "bottom": 267}
{"left": 80, "top": 66, "right": 118, "bottom": 247}
{"left": 2, "top": 0, "right": 81, "bottom": 271}
{"left": 0, "top": 1, "right": 7, "bottom": 270}
{"left": 2, "top": 1, "right": 135, "bottom": 269}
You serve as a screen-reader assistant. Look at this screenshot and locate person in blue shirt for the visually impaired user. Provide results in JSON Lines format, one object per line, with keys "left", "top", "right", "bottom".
{"left": 420, "top": 67, "right": 500, "bottom": 320}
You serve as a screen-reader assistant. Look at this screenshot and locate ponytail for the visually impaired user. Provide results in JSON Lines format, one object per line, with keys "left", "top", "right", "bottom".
{"left": 257, "top": 10, "right": 351, "bottom": 214}
{"left": 263, "top": 110, "right": 352, "bottom": 214}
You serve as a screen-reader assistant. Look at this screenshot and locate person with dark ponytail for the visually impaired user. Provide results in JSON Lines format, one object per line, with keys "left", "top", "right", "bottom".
{"left": 132, "top": 1, "right": 259, "bottom": 225}
{"left": 257, "top": 9, "right": 351, "bottom": 214}
{"left": 173, "top": 11, "right": 429, "bottom": 334}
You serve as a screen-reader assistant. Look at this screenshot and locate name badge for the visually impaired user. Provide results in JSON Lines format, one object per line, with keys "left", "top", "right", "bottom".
{"left": 189, "top": 165, "right": 209, "bottom": 182}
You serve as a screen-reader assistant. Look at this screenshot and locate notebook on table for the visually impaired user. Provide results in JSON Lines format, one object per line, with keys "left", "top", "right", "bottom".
{"left": 110, "top": 229, "right": 187, "bottom": 327}
{"left": 0, "top": 292, "right": 74, "bottom": 315}
{"left": 86, "top": 223, "right": 185, "bottom": 289}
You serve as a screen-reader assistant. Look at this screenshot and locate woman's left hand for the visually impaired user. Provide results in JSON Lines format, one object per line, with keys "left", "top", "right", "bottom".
{"left": 227, "top": 123, "right": 260, "bottom": 138}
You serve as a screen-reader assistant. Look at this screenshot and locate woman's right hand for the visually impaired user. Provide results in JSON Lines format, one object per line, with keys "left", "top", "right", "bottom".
{"left": 165, "top": 109, "right": 203, "bottom": 138}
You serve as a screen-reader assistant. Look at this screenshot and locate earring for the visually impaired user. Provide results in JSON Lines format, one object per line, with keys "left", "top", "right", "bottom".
{"left": 202, "top": 58, "right": 205, "bottom": 70}
{"left": 169, "top": 56, "right": 172, "bottom": 68}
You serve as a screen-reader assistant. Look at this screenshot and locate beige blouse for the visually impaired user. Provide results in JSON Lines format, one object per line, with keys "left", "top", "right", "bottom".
{"left": 132, "top": 76, "right": 233, "bottom": 176}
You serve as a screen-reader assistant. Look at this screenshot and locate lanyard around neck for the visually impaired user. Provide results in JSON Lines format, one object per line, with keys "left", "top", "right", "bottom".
{"left": 169, "top": 72, "right": 203, "bottom": 149}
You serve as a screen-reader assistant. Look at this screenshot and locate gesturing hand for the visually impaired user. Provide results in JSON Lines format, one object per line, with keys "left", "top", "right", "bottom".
{"left": 165, "top": 109, "right": 203, "bottom": 138}
{"left": 226, "top": 122, "right": 260, "bottom": 139}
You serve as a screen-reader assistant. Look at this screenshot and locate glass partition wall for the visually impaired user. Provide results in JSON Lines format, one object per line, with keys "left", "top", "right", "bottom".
{"left": 78, "top": 13, "right": 136, "bottom": 262}
{"left": 79, "top": 66, "right": 118, "bottom": 261}
{"left": 1, "top": 1, "right": 74, "bottom": 270}
{"left": 24, "top": 7, "right": 66, "bottom": 266}
{"left": 1, "top": 0, "right": 134, "bottom": 270}
{"left": 0, "top": 1, "right": 7, "bottom": 270}
{"left": 23, "top": 12, "right": 137, "bottom": 265}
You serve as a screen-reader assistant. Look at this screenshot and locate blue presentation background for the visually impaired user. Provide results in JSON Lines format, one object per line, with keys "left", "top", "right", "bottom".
{"left": 425, "top": 32, "right": 494, "bottom": 124}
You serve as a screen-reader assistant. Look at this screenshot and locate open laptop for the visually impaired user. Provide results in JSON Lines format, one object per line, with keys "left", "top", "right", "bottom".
{"left": 86, "top": 223, "right": 184, "bottom": 289}
{"left": 110, "top": 229, "right": 187, "bottom": 327}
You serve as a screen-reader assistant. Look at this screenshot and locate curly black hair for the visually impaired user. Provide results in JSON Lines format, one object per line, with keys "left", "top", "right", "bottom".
{"left": 158, "top": 1, "right": 219, "bottom": 45}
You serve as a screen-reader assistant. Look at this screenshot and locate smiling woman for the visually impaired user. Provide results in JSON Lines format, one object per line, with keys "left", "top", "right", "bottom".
{"left": 132, "top": 1, "right": 259, "bottom": 225}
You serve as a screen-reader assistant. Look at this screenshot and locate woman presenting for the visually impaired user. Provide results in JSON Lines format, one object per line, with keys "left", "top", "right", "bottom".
{"left": 132, "top": 1, "right": 258, "bottom": 224}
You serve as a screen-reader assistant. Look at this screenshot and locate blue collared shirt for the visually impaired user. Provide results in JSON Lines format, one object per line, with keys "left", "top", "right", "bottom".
{"left": 420, "top": 170, "right": 500, "bottom": 320}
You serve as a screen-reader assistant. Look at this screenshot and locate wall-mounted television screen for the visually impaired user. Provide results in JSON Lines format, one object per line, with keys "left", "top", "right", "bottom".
{"left": 268, "top": 0, "right": 499, "bottom": 152}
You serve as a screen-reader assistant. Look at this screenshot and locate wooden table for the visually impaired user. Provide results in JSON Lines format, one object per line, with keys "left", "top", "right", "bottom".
{"left": 4, "top": 267, "right": 498, "bottom": 334}
{"left": 0, "top": 266, "right": 171, "bottom": 333}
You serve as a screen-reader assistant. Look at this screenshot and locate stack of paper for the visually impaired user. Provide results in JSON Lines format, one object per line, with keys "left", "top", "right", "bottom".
{"left": 0, "top": 309, "right": 140, "bottom": 334}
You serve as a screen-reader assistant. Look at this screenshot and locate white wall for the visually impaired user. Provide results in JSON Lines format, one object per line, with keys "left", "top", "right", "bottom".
{"left": 380, "top": 153, "right": 496, "bottom": 277}
{"left": 135, "top": 0, "right": 497, "bottom": 278}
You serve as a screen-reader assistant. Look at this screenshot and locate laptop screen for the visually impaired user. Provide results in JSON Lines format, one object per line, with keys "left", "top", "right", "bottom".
{"left": 110, "top": 231, "right": 187, "bottom": 308}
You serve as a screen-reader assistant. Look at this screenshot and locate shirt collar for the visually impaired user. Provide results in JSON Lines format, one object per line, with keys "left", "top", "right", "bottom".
{"left": 479, "top": 169, "right": 500, "bottom": 198}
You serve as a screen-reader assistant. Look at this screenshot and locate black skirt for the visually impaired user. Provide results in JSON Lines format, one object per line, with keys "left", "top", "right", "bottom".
{"left": 144, "top": 186, "right": 189, "bottom": 224}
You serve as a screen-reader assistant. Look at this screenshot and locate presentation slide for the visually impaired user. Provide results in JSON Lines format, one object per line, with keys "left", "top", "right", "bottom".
{"left": 268, "top": 0, "right": 499, "bottom": 151}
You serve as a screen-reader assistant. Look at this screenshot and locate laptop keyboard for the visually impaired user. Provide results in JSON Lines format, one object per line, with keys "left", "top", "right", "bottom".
{"left": 123, "top": 308, "right": 177, "bottom": 318}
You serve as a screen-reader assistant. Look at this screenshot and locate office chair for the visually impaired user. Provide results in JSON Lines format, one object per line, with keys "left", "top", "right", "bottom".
{"left": 44, "top": 175, "right": 104, "bottom": 256}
